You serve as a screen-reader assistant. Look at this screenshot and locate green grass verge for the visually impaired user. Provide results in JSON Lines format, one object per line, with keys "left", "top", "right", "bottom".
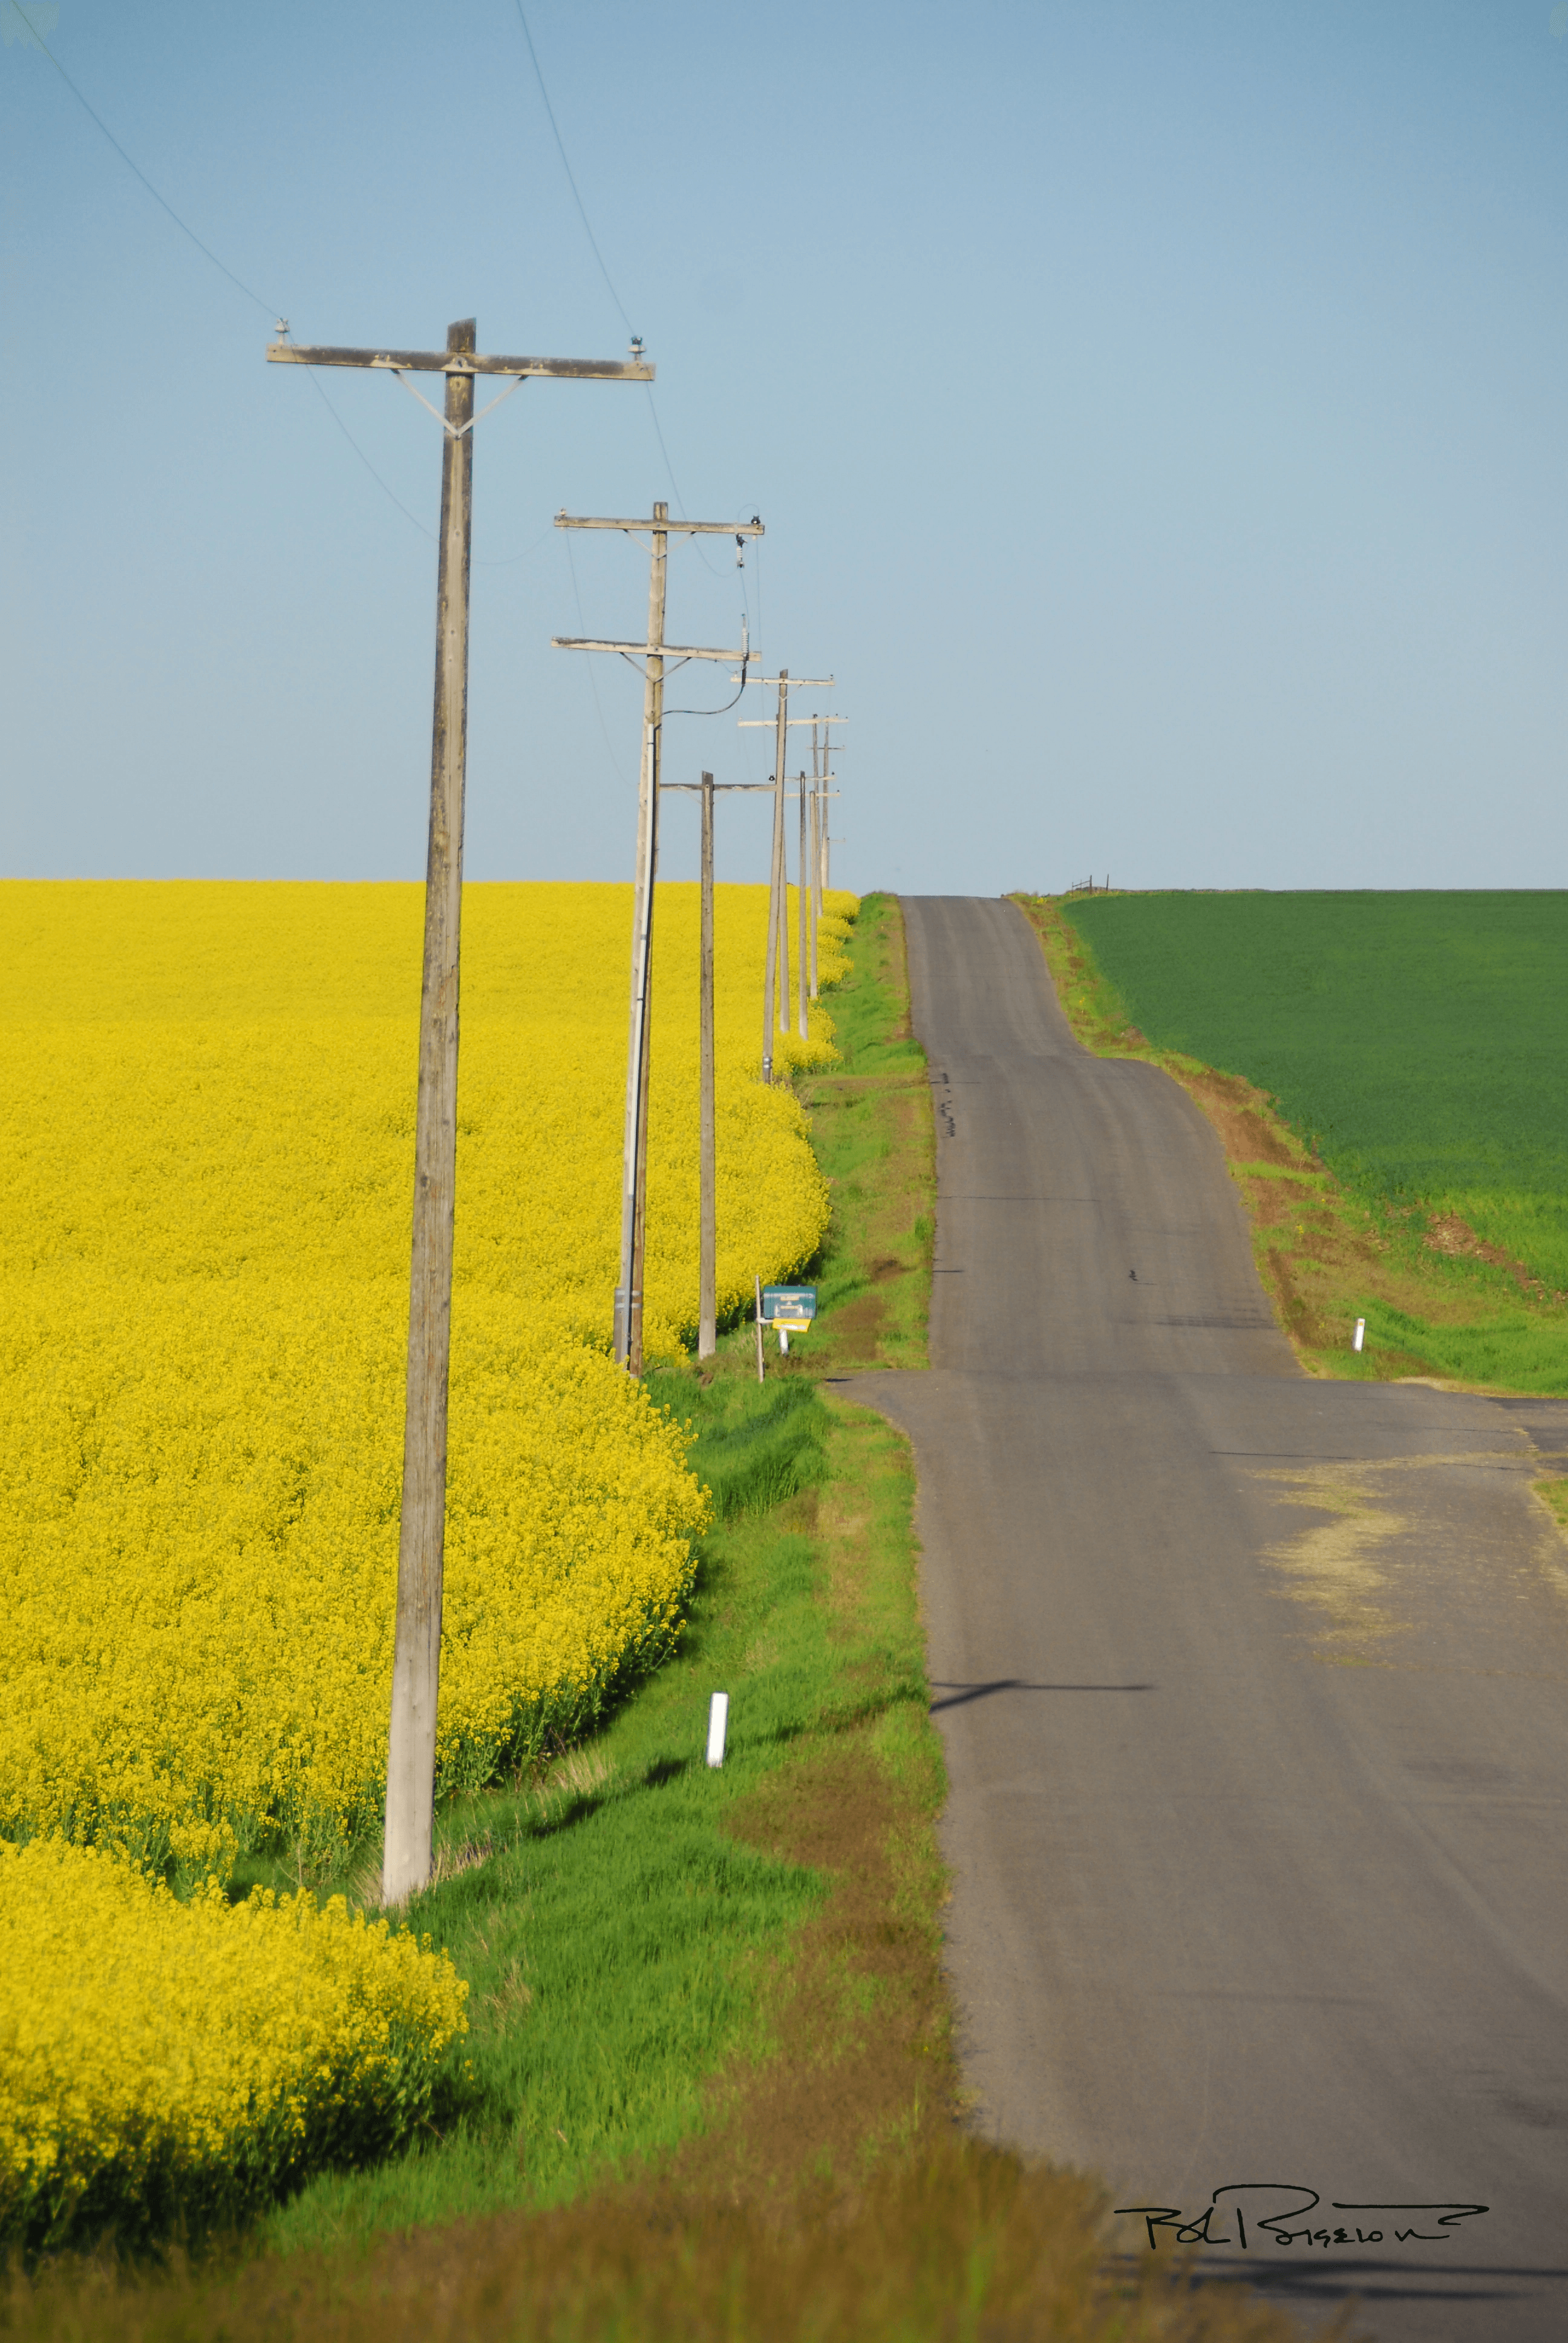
{"left": 790, "top": 891, "right": 934, "bottom": 1375}
{"left": 235, "top": 896, "right": 941, "bottom": 2250}
{"left": 254, "top": 1368, "right": 918, "bottom": 2252}
{"left": 1537, "top": 1479, "right": 1568, "bottom": 1540}
{"left": 1022, "top": 890, "right": 1568, "bottom": 1394}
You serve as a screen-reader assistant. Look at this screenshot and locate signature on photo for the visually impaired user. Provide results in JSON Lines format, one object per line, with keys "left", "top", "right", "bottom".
{"left": 1117, "top": 2184, "right": 1489, "bottom": 2252}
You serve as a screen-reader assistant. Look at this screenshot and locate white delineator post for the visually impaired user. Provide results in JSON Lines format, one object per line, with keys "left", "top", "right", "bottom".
{"left": 707, "top": 1691, "right": 730, "bottom": 1768}
{"left": 1353, "top": 1317, "right": 1366, "bottom": 1353}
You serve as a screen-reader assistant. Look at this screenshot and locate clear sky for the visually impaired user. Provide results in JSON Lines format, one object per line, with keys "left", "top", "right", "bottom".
{"left": 4, "top": 1, "right": 1567, "bottom": 896}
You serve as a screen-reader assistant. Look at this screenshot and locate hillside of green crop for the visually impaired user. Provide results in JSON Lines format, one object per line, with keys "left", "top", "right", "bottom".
{"left": 1056, "top": 890, "right": 1568, "bottom": 1389}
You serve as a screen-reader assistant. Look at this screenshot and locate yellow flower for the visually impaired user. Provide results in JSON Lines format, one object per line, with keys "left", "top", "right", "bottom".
{"left": 0, "top": 1836, "right": 468, "bottom": 2252}
{"left": 0, "top": 880, "right": 855, "bottom": 1876}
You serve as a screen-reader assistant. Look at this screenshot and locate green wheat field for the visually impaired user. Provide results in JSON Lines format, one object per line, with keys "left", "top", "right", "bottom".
{"left": 1060, "top": 890, "right": 1568, "bottom": 1391}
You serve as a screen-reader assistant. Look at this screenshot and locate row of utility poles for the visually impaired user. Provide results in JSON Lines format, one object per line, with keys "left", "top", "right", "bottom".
{"left": 267, "top": 320, "right": 846, "bottom": 1905}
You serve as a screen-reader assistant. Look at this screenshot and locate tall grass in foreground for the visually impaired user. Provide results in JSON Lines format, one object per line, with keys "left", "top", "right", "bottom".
{"left": 1, "top": 2138, "right": 1324, "bottom": 2342}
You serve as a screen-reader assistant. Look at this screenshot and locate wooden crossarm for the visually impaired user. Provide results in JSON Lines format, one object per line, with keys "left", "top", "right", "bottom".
{"left": 266, "top": 343, "right": 653, "bottom": 380}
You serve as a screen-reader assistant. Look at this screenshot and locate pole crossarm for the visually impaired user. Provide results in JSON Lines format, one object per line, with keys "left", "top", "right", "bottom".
{"left": 267, "top": 344, "right": 653, "bottom": 380}
{"left": 554, "top": 638, "right": 749, "bottom": 663}
{"left": 738, "top": 715, "right": 848, "bottom": 729}
{"left": 733, "top": 674, "right": 834, "bottom": 690}
{"left": 662, "top": 781, "right": 776, "bottom": 792}
{"left": 266, "top": 312, "right": 652, "bottom": 1905}
{"left": 557, "top": 513, "right": 762, "bottom": 537}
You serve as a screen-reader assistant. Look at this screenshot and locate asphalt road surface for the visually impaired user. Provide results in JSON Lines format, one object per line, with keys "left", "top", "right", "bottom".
{"left": 849, "top": 897, "right": 1568, "bottom": 2341}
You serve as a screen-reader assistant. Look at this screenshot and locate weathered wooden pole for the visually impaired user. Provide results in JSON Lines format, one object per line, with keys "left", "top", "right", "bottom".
{"left": 762, "top": 670, "right": 788, "bottom": 1078}
{"left": 776, "top": 754, "right": 791, "bottom": 1044}
{"left": 552, "top": 508, "right": 759, "bottom": 1366}
{"left": 808, "top": 781, "right": 820, "bottom": 1001}
{"left": 383, "top": 318, "right": 475, "bottom": 1907}
{"left": 268, "top": 324, "right": 652, "bottom": 1904}
{"left": 623, "top": 508, "right": 669, "bottom": 1377}
{"left": 698, "top": 772, "right": 717, "bottom": 1360}
{"left": 737, "top": 674, "right": 832, "bottom": 1079}
{"left": 665, "top": 772, "right": 773, "bottom": 1357}
{"left": 796, "top": 773, "right": 809, "bottom": 1041}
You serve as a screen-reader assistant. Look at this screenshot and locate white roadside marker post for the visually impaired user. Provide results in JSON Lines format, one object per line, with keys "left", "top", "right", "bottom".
{"left": 707, "top": 1691, "right": 730, "bottom": 1768}
{"left": 1354, "top": 1317, "right": 1367, "bottom": 1352}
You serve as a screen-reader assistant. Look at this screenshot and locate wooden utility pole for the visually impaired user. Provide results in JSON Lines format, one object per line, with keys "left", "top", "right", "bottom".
{"left": 698, "top": 771, "right": 715, "bottom": 1357}
{"left": 269, "top": 319, "right": 652, "bottom": 1907}
{"left": 812, "top": 715, "right": 848, "bottom": 908}
{"left": 796, "top": 775, "right": 809, "bottom": 1041}
{"left": 738, "top": 675, "right": 833, "bottom": 1080}
{"left": 662, "top": 773, "right": 772, "bottom": 1358}
{"left": 808, "top": 784, "right": 820, "bottom": 1000}
{"left": 554, "top": 508, "right": 763, "bottom": 1371}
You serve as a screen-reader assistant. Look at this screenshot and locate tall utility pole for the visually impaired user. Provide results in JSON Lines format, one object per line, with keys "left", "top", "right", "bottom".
{"left": 554, "top": 508, "right": 763, "bottom": 1372}
{"left": 808, "top": 784, "right": 820, "bottom": 1000}
{"left": 664, "top": 773, "right": 773, "bottom": 1359}
{"left": 809, "top": 715, "right": 846, "bottom": 994}
{"left": 795, "top": 775, "right": 810, "bottom": 1041}
{"left": 697, "top": 773, "right": 716, "bottom": 1358}
{"left": 738, "top": 674, "right": 833, "bottom": 1080}
{"left": 269, "top": 320, "right": 652, "bottom": 1907}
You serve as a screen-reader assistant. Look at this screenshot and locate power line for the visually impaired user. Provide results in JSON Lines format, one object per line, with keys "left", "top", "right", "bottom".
{"left": 5, "top": 0, "right": 455, "bottom": 545}
{"left": 642, "top": 387, "right": 687, "bottom": 516}
{"left": 300, "top": 368, "right": 435, "bottom": 539}
{"left": 5, "top": 0, "right": 278, "bottom": 318}
{"left": 511, "top": 1, "right": 635, "bottom": 339}
{"left": 10, "top": 2, "right": 559, "bottom": 557}
{"left": 563, "top": 532, "right": 633, "bottom": 792}
{"left": 509, "top": 0, "right": 740, "bottom": 595}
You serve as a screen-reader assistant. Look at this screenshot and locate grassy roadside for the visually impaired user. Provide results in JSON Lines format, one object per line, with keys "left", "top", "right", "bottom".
{"left": 1015, "top": 891, "right": 1568, "bottom": 1394}
{"left": 792, "top": 890, "right": 934, "bottom": 1375}
{"left": 8, "top": 900, "right": 1317, "bottom": 2342}
{"left": 1537, "top": 1480, "right": 1568, "bottom": 1540}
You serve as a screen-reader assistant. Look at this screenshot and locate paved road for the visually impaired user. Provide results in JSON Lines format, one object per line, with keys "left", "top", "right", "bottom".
{"left": 849, "top": 897, "right": 1568, "bottom": 2341}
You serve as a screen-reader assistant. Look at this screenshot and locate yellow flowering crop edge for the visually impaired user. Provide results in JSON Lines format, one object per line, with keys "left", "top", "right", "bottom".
{"left": 0, "top": 883, "right": 858, "bottom": 1884}
{"left": 0, "top": 1836, "right": 468, "bottom": 2256}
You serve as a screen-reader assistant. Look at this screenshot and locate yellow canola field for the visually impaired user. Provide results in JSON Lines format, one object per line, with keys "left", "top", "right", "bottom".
{"left": 0, "top": 880, "right": 855, "bottom": 1883}
{"left": 0, "top": 1835, "right": 468, "bottom": 2253}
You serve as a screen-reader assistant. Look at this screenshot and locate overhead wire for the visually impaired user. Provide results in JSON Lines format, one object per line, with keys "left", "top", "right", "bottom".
{"left": 563, "top": 533, "right": 633, "bottom": 791}
{"left": 18, "top": 0, "right": 759, "bottom": 741}
{"left": 511, "top": 0, "right": 635, "bottom": 341}
{"left": 5, "top": 0, "right": 562, "bottom": 551}
{"left": 5, "top": 0, "right": 276, "bottom": 316}
{"left": 301, "top": 369, "right": 435, "bottom": 539}
{"left": 509, "top": 2, "right": 750, "bottom": 608}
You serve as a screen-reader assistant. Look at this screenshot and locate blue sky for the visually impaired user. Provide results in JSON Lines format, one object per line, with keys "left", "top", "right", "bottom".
{"left": 4, "top": 1, "right": 1568, "bottom": 895}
